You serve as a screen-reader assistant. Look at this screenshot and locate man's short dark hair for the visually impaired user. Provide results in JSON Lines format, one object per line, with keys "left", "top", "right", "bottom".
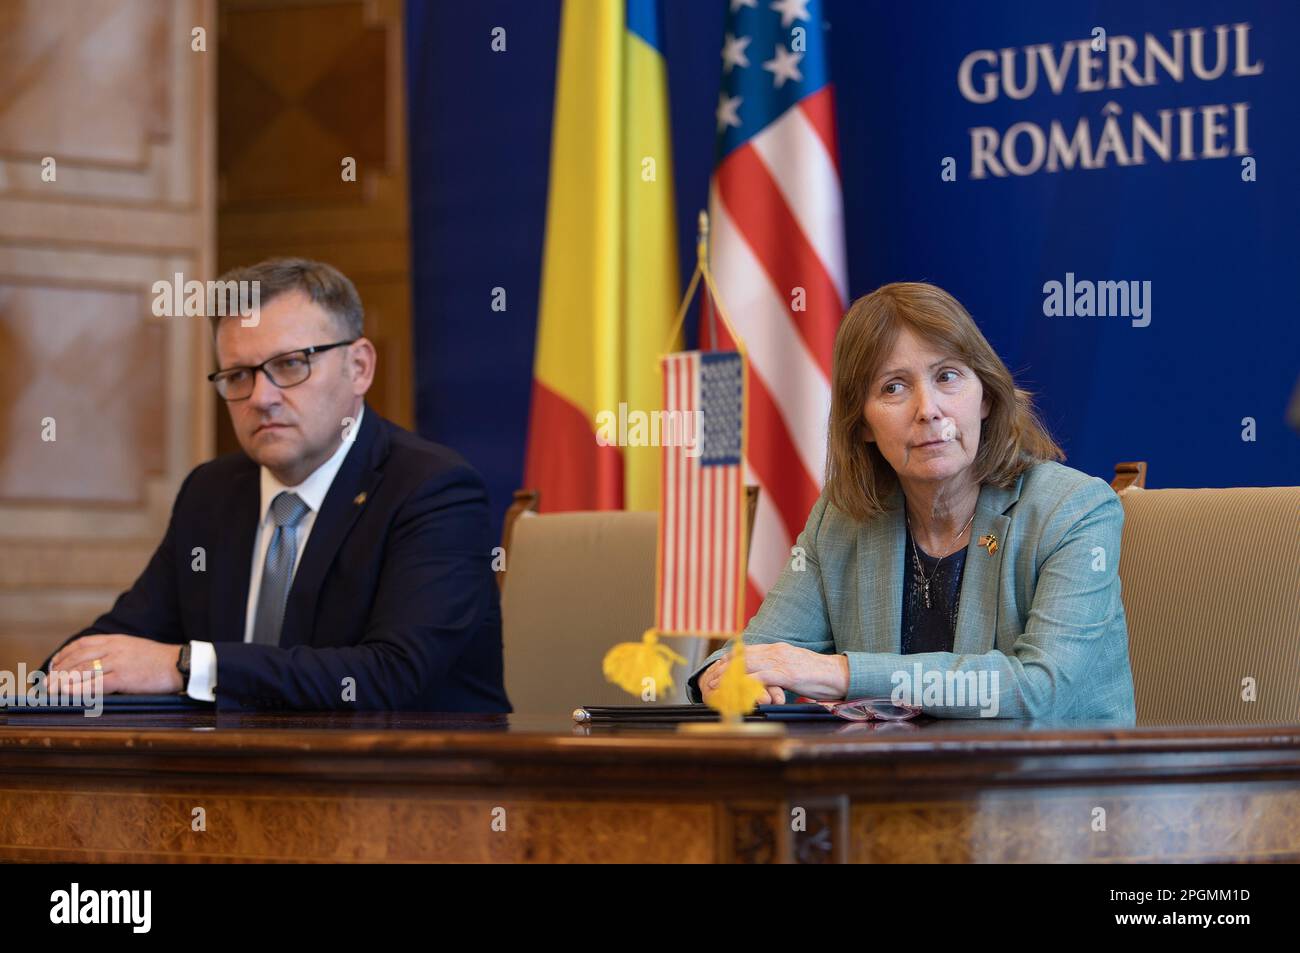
{"left": 210, "top": 257, "right": 364, "bottom": 338}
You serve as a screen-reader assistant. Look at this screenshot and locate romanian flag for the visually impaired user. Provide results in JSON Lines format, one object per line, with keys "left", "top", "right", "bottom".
{"left": 524, "top": 0, "right": 680, "bottom": 512}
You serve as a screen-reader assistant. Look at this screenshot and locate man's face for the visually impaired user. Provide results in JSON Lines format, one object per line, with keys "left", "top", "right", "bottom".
{"left": 862, "top": 327, "right": 990, "bottom": 488}
{"left": 215, "top": 290, "right": 373, "bottom": 485}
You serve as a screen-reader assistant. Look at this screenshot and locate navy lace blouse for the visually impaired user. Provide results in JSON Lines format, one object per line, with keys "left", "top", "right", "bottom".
{"left": 900, "top": 521, "right": 969, "bottom": 655}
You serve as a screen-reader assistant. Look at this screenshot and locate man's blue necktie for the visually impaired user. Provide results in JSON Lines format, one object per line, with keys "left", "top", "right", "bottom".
{"left": 251, "top": 491, "right": 310, "bottom": 646}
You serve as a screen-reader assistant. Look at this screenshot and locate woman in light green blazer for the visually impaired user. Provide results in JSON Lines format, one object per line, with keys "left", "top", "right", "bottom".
{"left": 688, "top": 282, "right": 1136, "bottom": 721}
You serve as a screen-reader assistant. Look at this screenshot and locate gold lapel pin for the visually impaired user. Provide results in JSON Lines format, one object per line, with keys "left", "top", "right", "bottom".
{"left": 978, "top": 534, "right": 999, "bottom": 555}
{"left": 353, "top": 492, "right": 367, "bottom": 506}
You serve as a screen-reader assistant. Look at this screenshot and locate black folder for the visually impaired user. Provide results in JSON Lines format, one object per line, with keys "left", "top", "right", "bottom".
{"left": 573, "top": 703, "right": 839, "bottom": 723}
{"left": 0, "top": 693, "right": 214, "bottom": 714}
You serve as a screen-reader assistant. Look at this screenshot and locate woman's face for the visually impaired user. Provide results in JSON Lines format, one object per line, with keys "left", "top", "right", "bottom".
{"left": 861, "top": 327, "right": 990, "bottom": 490}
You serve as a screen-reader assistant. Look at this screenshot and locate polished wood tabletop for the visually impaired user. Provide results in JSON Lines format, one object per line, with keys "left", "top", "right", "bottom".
{"left": 4, "top": 711, "right": 1300, "bottom": 862}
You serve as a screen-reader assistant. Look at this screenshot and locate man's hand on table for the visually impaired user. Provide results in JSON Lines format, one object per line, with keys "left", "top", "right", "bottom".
{"left": 49, "top": 634, "right": 184, "bottom": 695}
{"left": 698, "top": 643, "right": 850, "bottom": 707}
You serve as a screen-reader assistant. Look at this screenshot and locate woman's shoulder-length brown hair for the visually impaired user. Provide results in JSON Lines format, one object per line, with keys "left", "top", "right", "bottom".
{"left": 824, "top": 281, "right": 1064, "bottom": 523}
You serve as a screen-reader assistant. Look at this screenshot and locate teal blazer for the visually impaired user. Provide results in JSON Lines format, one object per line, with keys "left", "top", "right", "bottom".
{"left": 687, "top": 461, "right": 1136, "bottom": 721}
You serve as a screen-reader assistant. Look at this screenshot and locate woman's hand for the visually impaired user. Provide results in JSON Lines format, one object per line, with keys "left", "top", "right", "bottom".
{"left": 698, "top": 642, "right": 849, "bottom": 705}
{"left": 698, "top": 657, "right": 787, "bottom": 706}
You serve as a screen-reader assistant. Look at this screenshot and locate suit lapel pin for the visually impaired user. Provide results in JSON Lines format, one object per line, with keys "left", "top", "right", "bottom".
{"left": 353, "top": 492, "right": 367, "bottom": 506}
{"left": 978, "top": 534, "right": 998, "bottom": 555}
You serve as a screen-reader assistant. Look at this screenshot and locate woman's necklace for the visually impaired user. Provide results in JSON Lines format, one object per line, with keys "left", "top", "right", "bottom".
{"left": 905, "top": 505, "right": 976, "bottom": 610}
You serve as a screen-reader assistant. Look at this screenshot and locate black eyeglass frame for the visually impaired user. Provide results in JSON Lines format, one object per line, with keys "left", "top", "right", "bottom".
{"left": 207, "top": 339, "right": 357, "bottom": 400}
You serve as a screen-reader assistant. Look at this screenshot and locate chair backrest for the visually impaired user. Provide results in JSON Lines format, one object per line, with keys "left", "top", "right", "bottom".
{"left": 1118, "top": 483, "right": 1300, "bottom": 724}
{"left": 1110, "top": 461, "right": 1147, "bottom": 493}
{"left": 500, "top": 508, "right": 710, "bottom": 713}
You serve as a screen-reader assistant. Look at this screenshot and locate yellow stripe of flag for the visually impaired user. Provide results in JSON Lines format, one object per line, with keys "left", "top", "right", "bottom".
{"left": 528, "top": 0, "right": 680, "bottom": 511}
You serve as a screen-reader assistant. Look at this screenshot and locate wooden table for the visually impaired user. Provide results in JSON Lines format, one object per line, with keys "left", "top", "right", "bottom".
{"left": 3, "top": 711, "right": 1300, "bottom": 862}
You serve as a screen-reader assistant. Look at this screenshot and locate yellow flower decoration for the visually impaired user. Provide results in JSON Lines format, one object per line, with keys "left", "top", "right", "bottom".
{"left": 602, "top": 630, "right": 687, "bottom": 699}
{"left": 705, "top": 641, "right": 765, "bottom": 722}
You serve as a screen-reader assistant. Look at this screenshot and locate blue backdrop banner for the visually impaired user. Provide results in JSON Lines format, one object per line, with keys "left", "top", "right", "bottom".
{"left": 408, "top": 0, "right": 1299, "bottom": 541}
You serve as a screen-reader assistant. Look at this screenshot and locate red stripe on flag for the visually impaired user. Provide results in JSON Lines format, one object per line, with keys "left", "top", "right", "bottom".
{"left": 686, "top": 353, "right": 698, "bottom": 631}
{"left": 707, "top": 460, "right": 717, "bottom": 634}
{"left": 715, "top": 467, "right": 725, "bottom": 632}
{"left": 681, "top": 353, "right": 691, "bottom": 629}
{"left": 798, "top": 85, "right": 842, "bottom": 180}
{"left": 670, "top": 356, "right": 681, "bottom": 624}
{"left": 722, "top": 459, "right": 733, "bottom": 632}
{"left": 715, "top": 145, "right": 840, "bottom": 378}
{"left": 746, "top": 374, "right": 822, "bottom": 544}
{"left": 717, "top": 465, "right": 728, "bottom": 631}
{"left": 733, "top": 465, "right": 743, "bottom": 629}
{"left": 745, "top": 577, "right": 763, "bottom": 628}
{"left": 658, "top": 358, "right": 671, "bottom": 631}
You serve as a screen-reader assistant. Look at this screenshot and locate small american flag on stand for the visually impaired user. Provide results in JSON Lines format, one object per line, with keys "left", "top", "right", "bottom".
{"left": 656, "top": 349, "right": 747, "bottom": 636}
{"left": 600, "top": 212, "right": 764, "bottom": 719}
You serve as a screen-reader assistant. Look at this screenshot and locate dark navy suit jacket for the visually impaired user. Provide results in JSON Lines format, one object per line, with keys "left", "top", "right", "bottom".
{"left": 45, "top": 405, "right": 510, "bottom": 713}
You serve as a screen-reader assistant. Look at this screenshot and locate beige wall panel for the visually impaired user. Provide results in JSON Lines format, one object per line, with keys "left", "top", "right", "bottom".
{"left": 0, "top": 0, "right": 216, "bottom": 673}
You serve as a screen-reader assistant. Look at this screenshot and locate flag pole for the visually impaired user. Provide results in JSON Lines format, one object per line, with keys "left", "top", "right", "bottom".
{"left": 700, "top": 211, "right": 720, "bottom": 350}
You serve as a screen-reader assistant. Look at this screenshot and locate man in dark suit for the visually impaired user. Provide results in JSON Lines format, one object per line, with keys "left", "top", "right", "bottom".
{"left": 46, "top": 258, "right": 509, "bottom": 712}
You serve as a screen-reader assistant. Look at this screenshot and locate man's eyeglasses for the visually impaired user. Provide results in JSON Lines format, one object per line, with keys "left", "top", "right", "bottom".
{"left": 208, "top": 340, "right": 356, "bottom": 401}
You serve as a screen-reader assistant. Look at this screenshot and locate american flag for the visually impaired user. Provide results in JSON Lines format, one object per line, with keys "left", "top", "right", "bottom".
{"left": 708, "top": 0, "right": 847, "bottom": 619}
{"left": 656, "top": 351, "right": 747, "bottom": 635}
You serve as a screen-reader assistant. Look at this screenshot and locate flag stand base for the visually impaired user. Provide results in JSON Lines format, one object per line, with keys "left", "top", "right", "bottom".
{"left": 677, "top": 721, "right": 785, "bottom": 735}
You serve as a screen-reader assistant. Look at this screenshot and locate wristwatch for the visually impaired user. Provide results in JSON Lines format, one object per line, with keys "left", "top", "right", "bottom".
{"left": 176, "top": 642, "right": 191, "bottom": 682}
